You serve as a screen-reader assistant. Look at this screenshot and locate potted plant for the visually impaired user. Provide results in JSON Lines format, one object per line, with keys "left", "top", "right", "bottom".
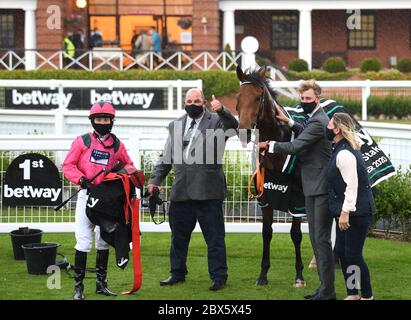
{"left": 64, "top": 13, "right": 84, "bottom": 24}
{"left": 177, "top": 16, "right": 192, "bottom": 30}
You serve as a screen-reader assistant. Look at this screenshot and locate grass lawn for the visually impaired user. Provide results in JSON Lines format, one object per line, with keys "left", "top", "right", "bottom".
{"left": 0, "top": 232, "right": 410, "bottom": 300}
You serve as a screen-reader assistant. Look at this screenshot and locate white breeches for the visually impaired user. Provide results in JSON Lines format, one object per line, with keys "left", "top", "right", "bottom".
{"left": 74, "top": 189, "right": 109, "bottom": 252}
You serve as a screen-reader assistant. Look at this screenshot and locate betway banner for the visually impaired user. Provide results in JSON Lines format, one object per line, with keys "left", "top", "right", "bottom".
{"left": 5, "top": 88, "right": 165, "bottom": 110}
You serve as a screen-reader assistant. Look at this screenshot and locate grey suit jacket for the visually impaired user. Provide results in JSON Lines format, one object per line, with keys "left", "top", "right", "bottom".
{"left": 273, "top": 107, "right": 331, "bottom": 196}
{"left": 149, "top": 107, "right": 238, "bottom": 201}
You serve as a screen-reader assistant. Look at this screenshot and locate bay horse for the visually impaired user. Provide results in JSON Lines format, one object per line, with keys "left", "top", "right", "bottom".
{"left": 235, "top": 65, "right": 306, "bottom": 287}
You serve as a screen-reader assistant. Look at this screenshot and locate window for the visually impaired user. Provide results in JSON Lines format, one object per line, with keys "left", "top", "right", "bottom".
{"left": 348, "top": 15, "right": 375, "bottom": 49}
{"left": 271, "top": 14, "right": 298, "bottom": 49}
{"left": 0, "top": 14, "right": 15, "bottom": 48}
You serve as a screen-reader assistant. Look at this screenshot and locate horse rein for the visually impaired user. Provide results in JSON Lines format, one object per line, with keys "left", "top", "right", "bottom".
{"left": 240, "top": 81, "right": 266, "bottom": 128}
{"left": 240, "top": 81, "right": 268, "bottom": 199}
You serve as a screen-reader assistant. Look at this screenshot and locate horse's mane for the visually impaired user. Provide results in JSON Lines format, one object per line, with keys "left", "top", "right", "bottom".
{"left": 242, "top": 67, "right": 278, "bottom": 100}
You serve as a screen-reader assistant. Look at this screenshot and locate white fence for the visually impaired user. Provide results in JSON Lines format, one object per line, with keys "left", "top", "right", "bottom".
{"left": 0, "top": 49, "right": 243, "bottom": 72}
{"left": 1, "top": 121, "right": 410, "bottom": 234}
{"left": 0, "top": 133, "right": 301, "bottom": 234}
{"left": 269, "top": 80, "right": 411, "bottom": 120}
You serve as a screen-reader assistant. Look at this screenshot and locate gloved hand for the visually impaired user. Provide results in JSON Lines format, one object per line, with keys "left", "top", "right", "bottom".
{"left": 79, "top": 177, "right": 92, "bottom": 189}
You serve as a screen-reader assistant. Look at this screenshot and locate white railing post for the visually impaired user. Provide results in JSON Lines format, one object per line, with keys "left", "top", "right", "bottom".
{"left": 168, "top": 84, "right": 174, "bottom": 111}
{"left": 204, "top": 53, "right": 208, "bottom": 70}
{"left": 89, "top": 51, "right": 92, "bottom": 71}
{"left": 59, "top": 51, "right": 63, "bottom": 69}
{"left": 55, "top": 82, "right": 65, "bottom": 135}
{"left": 55, "top": 82, "right": 66, "bottom": 167}
{"left": 127, "top": 132, "right": 141, "bottom": 170}
{"left": 178, "top": 51, "right": 182, "bottom": 70}
{"left": 8, "top": 51, "right": 13, "bottom": 70}
{"left": 362, "top": 79, "right": 371, "bottom": 121}
{"left": 177, "top": 79, "right": 183, "bottom": 111}
{"left": 120, "top": 52, "right": 124, "bottom": 70}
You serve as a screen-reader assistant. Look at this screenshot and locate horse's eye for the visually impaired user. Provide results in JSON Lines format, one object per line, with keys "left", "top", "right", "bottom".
{"left": 256, "top": 96, "right": 261, "bottom": 102}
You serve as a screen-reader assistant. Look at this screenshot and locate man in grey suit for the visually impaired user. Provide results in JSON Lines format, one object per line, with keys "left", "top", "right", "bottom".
{"left": 148, "top": 88, "right": 238, "bottom": 291}
{"left": 260, "top": 80, "right": 336, "bottom": 300}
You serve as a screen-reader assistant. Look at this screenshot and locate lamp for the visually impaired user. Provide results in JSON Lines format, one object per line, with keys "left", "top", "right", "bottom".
{"left": 201, "top": 16, "right": 208, "bottom": 34}
{"left": 76, "top": 0, "right": 87, "bottom": 9}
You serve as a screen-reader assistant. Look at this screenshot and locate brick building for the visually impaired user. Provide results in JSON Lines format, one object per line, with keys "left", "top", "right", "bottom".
{"left": 1, "top": 0, "right": 411, "bottom": 69}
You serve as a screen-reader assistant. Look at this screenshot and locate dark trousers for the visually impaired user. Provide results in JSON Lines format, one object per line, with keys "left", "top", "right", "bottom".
{"left": 168, "top": 199, "right": 228, "bottom": 281}
{"left": 335, "top": 214, "right": 373, "bottom": 298}
{"left": 306, "top": 194, "right": 335, "bottom": 298}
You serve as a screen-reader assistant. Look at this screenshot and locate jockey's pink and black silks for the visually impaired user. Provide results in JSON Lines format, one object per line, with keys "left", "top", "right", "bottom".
{"left": 62, "top": 132, "right": 133, "bottom": 186}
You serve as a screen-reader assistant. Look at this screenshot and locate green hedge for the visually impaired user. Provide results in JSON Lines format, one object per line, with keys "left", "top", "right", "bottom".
{"left": 360, "top": 58, "right": 382, "bottom": 72}
{"left": 373, "top": 166, "right": 411, "bottom": 240}
{"left": 288, "top": 68, "right": 411, "bottom": 80}
{"left": 0, "top": 70, "right": 240, "bottom": 100}
{"left": 277, "top": 95, "right": 411, "bottom": 118}
{"left": 322, "top": 57, "right": 347, "bottom": 73}
{"left": 287, "top": 58, "right": 309, "bottom": 72}
{"left": 288, "top": 69, "right": 354, "bottom": 80}
{"left": 396, "top": 58, "right": 411, "bottom": 73}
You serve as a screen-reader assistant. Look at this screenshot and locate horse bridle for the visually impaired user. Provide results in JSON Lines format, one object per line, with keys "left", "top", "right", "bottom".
{"left": 240, "top": 81, "right": 266, "bottom": 130}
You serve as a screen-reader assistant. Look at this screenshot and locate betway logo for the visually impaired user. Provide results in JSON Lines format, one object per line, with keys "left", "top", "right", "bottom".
{"left": 263, "top": 182, "right": 289, "bottom": 193}
{"left": 3, "top": 185, "right": 61, "bottom": 202}
{"left": 91, "top": 90, "right": 155, "bottom": 109}
{"left": 12, "top": 90, "right": 72, "bottom": 108}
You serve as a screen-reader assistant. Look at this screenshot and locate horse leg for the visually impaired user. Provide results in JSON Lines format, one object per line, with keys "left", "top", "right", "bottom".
{"left": 290, "top": 217, "right": 306, "bottom": 288}
{"left": 256, "top": 207, "right": 273, "bottom": 286}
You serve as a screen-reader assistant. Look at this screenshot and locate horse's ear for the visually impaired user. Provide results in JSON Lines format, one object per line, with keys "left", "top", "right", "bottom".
{"left": 236, "top": 64, "right": 245, "bottom": 82}
{"left": 258, "top": 65, "right": 268, "bottom": 79}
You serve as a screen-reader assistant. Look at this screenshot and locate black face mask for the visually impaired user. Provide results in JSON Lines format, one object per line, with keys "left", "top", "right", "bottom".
{"left": 301, "top": 100, "right": 317, "bottom": 114}
{"left": 326, "top": 128, "right": 336, "bottom": 141}
{"left": 92, "top": 121, "right": 113, "bottom": 136}
{"left": 185, "top": 104, "right": 204, "bottom": 119}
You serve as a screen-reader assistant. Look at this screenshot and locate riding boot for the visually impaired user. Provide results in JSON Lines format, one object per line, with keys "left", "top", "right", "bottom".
{"left": 96, "top": 249, "right": 117, "bottom": 296}
{"left": 73, "top": 250, "right": 87, "bottom": 300}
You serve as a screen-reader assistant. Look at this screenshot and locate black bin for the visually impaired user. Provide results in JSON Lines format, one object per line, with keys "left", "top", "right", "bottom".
{"left": 10, "top": 227, "right": 43, "bottom": 260}
{"left": 22, "top": 243, "right": 60, "bottom": 275}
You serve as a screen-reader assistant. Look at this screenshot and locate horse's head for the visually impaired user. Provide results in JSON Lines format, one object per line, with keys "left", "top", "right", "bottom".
{"left": 235, "top": 65, "right": 275, "bottom": 130}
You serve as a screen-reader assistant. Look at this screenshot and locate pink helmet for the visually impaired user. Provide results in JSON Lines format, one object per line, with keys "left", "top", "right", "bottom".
{"left": 89, "top": 101, "right": 116, "bottom": 119}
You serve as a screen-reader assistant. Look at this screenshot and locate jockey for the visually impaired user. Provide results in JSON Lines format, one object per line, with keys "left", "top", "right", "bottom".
{"left": 62, "top": 101, "right": 134, "bottom": 300}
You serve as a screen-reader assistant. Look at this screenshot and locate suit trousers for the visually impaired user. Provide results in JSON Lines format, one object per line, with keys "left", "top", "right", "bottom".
{"left": 306, "top": 194, "right": 335, "bottom": 298}
{"left": 168, "top": 199, "right": 228, "bottom": 281}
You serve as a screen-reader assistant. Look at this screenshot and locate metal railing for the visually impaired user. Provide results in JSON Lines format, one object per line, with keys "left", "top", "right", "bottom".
{"left": 0, "top": 122, "right": 410, "bottom": 234}
{"left": 0, "top": 134, "right": 292, "bottom": 233}
{"left": 0, "top": 49, "right": 244, "bottom": 72}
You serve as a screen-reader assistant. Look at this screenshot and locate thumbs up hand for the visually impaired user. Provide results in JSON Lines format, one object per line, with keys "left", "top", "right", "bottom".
{"left": 210, "top": 94, "right": 224, "bottom": 113}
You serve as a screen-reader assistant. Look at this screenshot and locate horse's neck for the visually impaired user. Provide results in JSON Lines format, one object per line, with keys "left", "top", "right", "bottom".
{"left": 258, "top": 97, "right": 291, "bottom": 172}
{"left": 258, "top": 100, "right": 287, "bottom": 142}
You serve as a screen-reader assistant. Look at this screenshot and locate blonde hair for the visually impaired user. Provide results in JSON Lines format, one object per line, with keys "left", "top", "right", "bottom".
{"left": 298, "top": 79, "right": 322, "bottom": 96}
{"left": 333, "top": 113, "right": 360, "bottom": 150}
